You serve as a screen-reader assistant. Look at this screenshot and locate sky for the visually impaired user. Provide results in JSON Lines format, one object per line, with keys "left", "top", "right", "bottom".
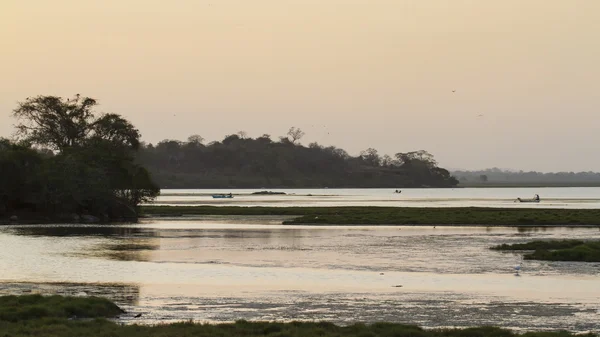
{"left": 1, "top": 0, "right": 599, "bottom": 172}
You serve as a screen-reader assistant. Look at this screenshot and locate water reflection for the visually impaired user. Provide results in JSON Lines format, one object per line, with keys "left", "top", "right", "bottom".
{"left": 91, "top": 240, "right": 160, "bottom": 262}
{"left": 151, "top": 187, "right": 600, "bottom": 209}
{"left": 1, "top": 219, "right": 600, "bottom": 331}
{"left": 516, "top": 227, "right": 549, "bottom": 233}
{"left": 8, "top": 225, "right": 150, "bottom": 237}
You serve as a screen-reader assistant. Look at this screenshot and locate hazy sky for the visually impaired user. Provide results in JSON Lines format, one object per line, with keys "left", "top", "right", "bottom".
{"left": 1, "top": 0, "right": 599, "bottom": 172}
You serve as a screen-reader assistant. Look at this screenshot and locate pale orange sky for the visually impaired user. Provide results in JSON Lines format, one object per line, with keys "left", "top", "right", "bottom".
{"left": 1, "top": 0, "right": 599, "bottom": 172}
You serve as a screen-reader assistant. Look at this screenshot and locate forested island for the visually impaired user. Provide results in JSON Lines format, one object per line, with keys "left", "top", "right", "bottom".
{"left": 137, "top": 131, "right": 458, "bottom": 188}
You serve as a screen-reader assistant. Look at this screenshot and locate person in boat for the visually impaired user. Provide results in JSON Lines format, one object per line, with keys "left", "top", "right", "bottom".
{"left": 534, "top": 194, "right": 540, "bottom": 201}
{"left": 228, "top": 193, "right": 232, "bottom": 197}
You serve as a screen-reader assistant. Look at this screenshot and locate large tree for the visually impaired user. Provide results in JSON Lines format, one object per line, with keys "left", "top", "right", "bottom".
{"left": 6, "top": 95, "right": 159, "bottom": 217}
{"left": 287, "top": 127, "right": 305, "bottom": 144}
{"left": 13, "top": 94, "right": 140, "bottom": 151}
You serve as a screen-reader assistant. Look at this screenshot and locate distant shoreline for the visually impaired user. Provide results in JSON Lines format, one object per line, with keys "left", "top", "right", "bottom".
{"left": 457, "top": 183, "right": 600, "bottom": 188}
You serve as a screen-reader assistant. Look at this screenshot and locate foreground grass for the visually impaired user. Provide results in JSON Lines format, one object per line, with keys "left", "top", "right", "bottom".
{"left": 1, "top": 320, "right": 597, "bottom": 337}
{"left": 0, "top": 295, "right": 596, "bottom": 337}
{"left": 0, "top": 294, "right": 123, "bottom": 322}
{"left": 492, "top": 240, "right": 600, "bottom": 262}
{"left": 142, "top": 206, "right": 600, "bottom": 226}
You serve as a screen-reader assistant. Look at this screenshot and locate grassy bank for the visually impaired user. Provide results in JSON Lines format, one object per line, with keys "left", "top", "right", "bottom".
{"left": 492, "top": 240, "right": 600, "bottom": 262}
{"left": 0, "top": 294, "right": 123, "bottom": 322}
{"left": 0, "top": 295, "right": 596, "bottom": 337}
{"left": 142, "top": 206, "right": 600, "bottom": 226}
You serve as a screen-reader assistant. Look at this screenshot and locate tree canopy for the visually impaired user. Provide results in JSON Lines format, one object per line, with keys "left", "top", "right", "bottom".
{"left": 138, "top": 132, "right": 458, "bottom": 188}
{"left": 1, "top": 95, "right": 159, "bottom": 222}
{"left": 13, "top": 95, "right": 140, "bottom": 151}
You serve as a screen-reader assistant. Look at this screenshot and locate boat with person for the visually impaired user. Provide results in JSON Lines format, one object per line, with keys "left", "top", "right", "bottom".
{"left": 515, "top": 194, "right": 540, "bottom": 203}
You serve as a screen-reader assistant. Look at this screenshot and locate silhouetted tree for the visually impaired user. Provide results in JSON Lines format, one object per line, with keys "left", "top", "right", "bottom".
{"left": 2, "top": 95, "right": 159, "bottom": 220}
{"left": 287, "top": 127, "right": 305, "bottom": 144}
{"left": 13, "top": 95, "right": 140, "bottom": 151}
{"left": 395, "top": 150, "right": 437, "bottom": 168}
{"left": 360, "top": 148, "right": 381, "bottom": 167}
{"left": 187, "top": 134, "right": 204, "bottom": 145}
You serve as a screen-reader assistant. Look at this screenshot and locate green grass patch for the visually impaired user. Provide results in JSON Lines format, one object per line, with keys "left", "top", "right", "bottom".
{"left": 142, "top": 206, "right": 600, "bottom": 226}
{"left": 0, "top": 294, "right": 123, "bottom": 322}
{"left": 0, "top": 318, "right": 595, "bottom": 337}
{"left": 492, "top": 240, "right": 600, "bottom": 262}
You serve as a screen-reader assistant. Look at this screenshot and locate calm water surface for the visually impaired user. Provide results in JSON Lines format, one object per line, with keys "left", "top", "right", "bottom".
{"left": 1, "top": 217, "right": 599, "bottom": 332}
{"left": 153, "top": 187, "right": 600, "bottom": 208}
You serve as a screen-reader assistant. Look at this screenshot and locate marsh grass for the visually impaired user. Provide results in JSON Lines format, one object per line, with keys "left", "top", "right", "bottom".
{"left": 142, "top": 206, "right": 600, "bottom": 226}
{"left": 0, "top": 318, "right": 595, "bottom": 337}
{"left": 1, "top": 296, "right": 596, "bottom": 337}
{"left": 0, "top": 295, "right": 123, "bottom": 322}
{"left": 492, "top": 240, "right": 600, "bottom": 262}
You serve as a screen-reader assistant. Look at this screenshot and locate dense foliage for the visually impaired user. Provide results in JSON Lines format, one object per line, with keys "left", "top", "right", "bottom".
{"left": 0, "top": 95, "right": 159, "bottom": 221}
{"left": 0, "top": 295, "right": 594, "bottom": 337}
{"left": 138, "top": 134, "right": 458, "bottom": 188}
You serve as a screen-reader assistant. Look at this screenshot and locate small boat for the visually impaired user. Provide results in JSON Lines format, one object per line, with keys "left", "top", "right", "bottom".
{"left": 515, "top": 194, "right": 540, "bottom": 203}
{"left": 212, "top": 194, "right": 233, "bottom": 199}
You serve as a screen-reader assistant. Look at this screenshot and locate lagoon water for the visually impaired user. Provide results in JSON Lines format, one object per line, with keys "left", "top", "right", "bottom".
{"left": 1, "top": 213, "right": 600, "bottom": 331}
{"left": 1, "top": 188, "right": 600, "bottom": 331}
{"left": 153, "top": 187, "right": 600, "bottom": 208}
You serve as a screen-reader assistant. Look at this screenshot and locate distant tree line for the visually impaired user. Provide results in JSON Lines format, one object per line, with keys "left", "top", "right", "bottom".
{"left": 1, "top": 94, "right": 459, "bottom": 223}
{"left": 138, "top": 129, "right": 459, "bottom": 188}
{"left": 453, "top": 168, "right": 600, "bottom": 186}
{"left": 0, "top": 95, "right": 159, "bottom": 221}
